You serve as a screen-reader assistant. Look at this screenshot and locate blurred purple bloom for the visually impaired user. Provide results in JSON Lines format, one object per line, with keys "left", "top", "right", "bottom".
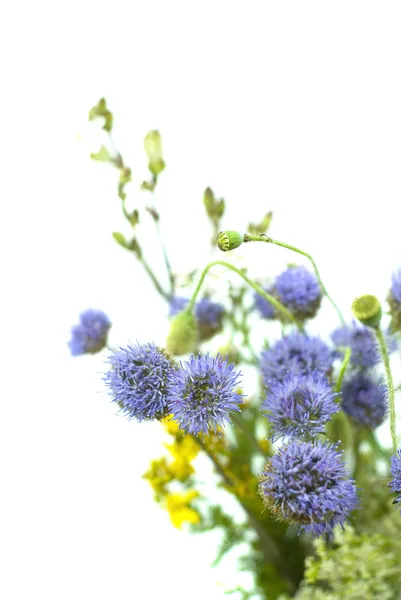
{"left": 331, "top": 322, "right": 396, "bottom": 368}
{"left": 262, "top": 374, "right": 338, "bottom": 441}
{"left": 68, "top": 309, "right": 111, "bottom": 356}
{"left": 275, "top": 266, "right": 321, "bottom": 320}
{"left": 254, "top": 287, "right": 276, "bottom": 320}
{"left": 259, "top": 440, "right": 358, "bottom": 537}
{"left": 261, "top": 333, "right": 334, "bottom": 385}
{"left": 391, "top": 269, "right": 401, "bottom": 304}
{"left": 341, "top": 373, "right": 387, "bottom": 430}
{"left": 195, "top": 297, "right": 224, "bottom": 327}
{"left": 169, "top": 296, "right": 189, "bottom": 317}
{"left": 389, "top": 449, "right": 401, "bottom": 511}
{"left": 167, "top": 353, "right": 243, "bottom": 435}
{"left": 104, "top": 342, "right": 175, "bottom": 421}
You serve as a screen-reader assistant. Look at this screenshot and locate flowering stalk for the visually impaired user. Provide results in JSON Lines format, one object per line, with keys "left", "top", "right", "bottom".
{"left": 188, "top": 260, "right": 303, "bottom": 330}
{"left": 375, "top": 326, "right": 398, "bottom": 454}
{"left": 243, "top": 233, "right": 345, "bottom": 325}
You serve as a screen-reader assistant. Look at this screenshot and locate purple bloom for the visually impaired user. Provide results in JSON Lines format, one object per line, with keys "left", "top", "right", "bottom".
{"left": 259, "top": 440, "right": 358, "bottom": 537}
{"left": 389, "top": 449, "right": 401, "bottom": 510}
{"left": 68, "top": 309, "right": 111, "bottom": 356}
{"left": 254, "top": 287, "right": 276, "bottom": 320}
{"left": 103, "top": 342, "right": 175, "bottom": 421}
{"left": 331, "top": 323, "right": 379, "bottom": 368}
{"left": 169, "top": 296, "right": 189, "bottom": 317}
{"left": 262, "top": 374, "right": 338, "bottom": 442}
{"left": 275, "top": 266, "right": 322, "bottom": 320}
{"left": 391, "top": 269, "right": 401, "bottom": 304}
{"left": 260, "top": 333, "right": 334, "bottom": 385}
{"left": 341, "top": 373, "right": 387, "bottom": 430}
{"left": 167, "top": 353, "right": 243, "bottom": 435}
{"left": 195, "top": 297, "right": 224, "bottom": 327}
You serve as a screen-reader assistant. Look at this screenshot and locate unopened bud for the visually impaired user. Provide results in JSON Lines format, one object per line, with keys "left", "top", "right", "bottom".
{"left": 217, "top": 231, "right": 243, "bottom": 252}
{"left": 352, "top": 294, "right": 382, "bottom": 328}
{"left": 166, "top": 310, "right": 198, "bottom": 355}
{"left": 144, "top": 130, "right": 165, "bottom": 176}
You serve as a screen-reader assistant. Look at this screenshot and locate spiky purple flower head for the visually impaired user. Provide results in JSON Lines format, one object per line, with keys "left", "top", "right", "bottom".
{"left": 103, "top": 342, "right": 176, "bottom": 421}
{"left": 254, "top": 287, "right": 276, "bottom": 320}
{"left": 167, "top": 353, "right": 243, "bottom": 435}
{"left": 274, "top": 265, "right": 322, "bottom": 320}
{"left": 259, "top": 440, "right": 358, "bottom": 537}
{"left": 68, "top": 309, "right": 111, "bottom": 356}
{"left": 260, "top": 333, "right": 334, "bottom": 385}
{"left": 389, "top": 449, "right": 401, "bottom": 510}
{"left": 262, "top": 374, "right": 338, "bottom": 442}
{"left": 341, "top": 373, "right": 387, "bottom": 430}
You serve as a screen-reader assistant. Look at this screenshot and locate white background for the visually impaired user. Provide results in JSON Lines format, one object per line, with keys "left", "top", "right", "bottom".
{"left": 2, "top": 2, "right": 401, "bottom": 599}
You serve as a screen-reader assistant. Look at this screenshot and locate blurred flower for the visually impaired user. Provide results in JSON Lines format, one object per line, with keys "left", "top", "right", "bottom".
{"left": 254, "top": 287, "right": 276, "bottom": 320}
{"left": 164, "top": 436, "right": 199, "bottom": 462}
{"left": 260, "top": 333, "right": 334, "bottom": 385}
{"left": 259, "top": 440, "right": 358, "bottom": 537}
{"left": 165, "top": 490, "right": 200, "bottom": 528}
{"left": 262, "top": 374, "right": 338, "bottom": 441}
{"left": 167, "top": 353, "right": 243, "bottom": 435}
{"left": 68, "top": 308, "right": 111, "bottom": 356}
{"left": 389, "top": 449, "right": 401, "bottom": 511}
{"left": 331, "top": 322, "right": 395, "bottom": 368}
{"left": 391, "top": 269, "right": 401, "bottom": 304}
{"left": 388, "top": 268, "right": 401, "bottom": 331}
{"left": 143, "top": 457, "right": 173, "bottom": 498}
{"left": 169, "top": 296, "right": 189, "bottom": 317}
{"left": 341, "top": 373, "right": 387, "bottom": 430}
{"left": 104, "top": 342, "right": 175, "bottom": 421}
{"left": 275, "top": 266, "right": 321, "bottom": 320}
{"left": 195, "top": 297, "right": 225, "bottom": 340}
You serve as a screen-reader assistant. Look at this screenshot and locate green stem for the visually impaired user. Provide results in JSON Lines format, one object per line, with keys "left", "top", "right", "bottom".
{"left": 244, "top": 234, "right": 345, "bottom": 325}
{"left": 375, "top": 326, "right": 398, "bottom": 455}
{"left": 188, "top": 261, "right": 303, "bottom": 330}
{"left": 352, "top": 428, "right": 362, "bottom": 480}
{"left": 335, "top": 347, "right": 352, "bottom": 394}
{"left": 140, "top": 255, "right": 169, "bottom": 300}
{"left": 231, "top": 413, "right": 266, "bottom": 458}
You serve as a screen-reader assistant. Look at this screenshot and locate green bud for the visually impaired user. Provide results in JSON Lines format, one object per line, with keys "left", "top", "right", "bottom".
{"left": 144, "top": 130, "right": 165, "bottom": 176}
{"left": 203, "top": 187, "right": 215, "bottom": 218}
{"left": 166, "top": 310, "right": 197, "bottom": 356}
{"left": 217, "top": 231, "right": 244, "bottom": 252}
{"left": 352, "top": 294, "right": 382, "bottom": 328}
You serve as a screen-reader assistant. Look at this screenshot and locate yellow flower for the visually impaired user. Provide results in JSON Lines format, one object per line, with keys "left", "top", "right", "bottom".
{"left": 165, "top": 490, "right": 200, "bottom": 529}
{"left": 169, "top": 458, "right": 194, "bottom": 481}
{"left": 164, "top": 436, "right": 199, "bottom": 462}
{"left": 142, "top": 457, "right": 173, "bottom": 497}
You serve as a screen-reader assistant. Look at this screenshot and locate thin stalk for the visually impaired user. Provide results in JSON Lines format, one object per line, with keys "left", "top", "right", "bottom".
{"left": 244, "top": 233, "right": 345, "bottom": 325}
{"left": 335, "top": 347, "right": 352, "bottom": 394}
{"left": 375, "top": 327, "right": 398, "bottom": 454}
{"left": 352, "top": 428, "right": 362, "bottom": 481}
{"left": 140, "top": 255, "right": 169, "bottom": 300}
{"left": 188, "top": 260, "right": 303, "bottom": 331}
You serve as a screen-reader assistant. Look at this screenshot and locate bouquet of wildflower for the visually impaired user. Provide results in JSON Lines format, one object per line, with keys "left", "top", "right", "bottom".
{"left": 69, "top": 98, "right": 401, "bottom": 599}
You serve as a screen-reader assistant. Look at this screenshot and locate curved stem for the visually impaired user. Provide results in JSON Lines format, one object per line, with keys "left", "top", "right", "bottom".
{"left": 244, "top": 234, "right": 345, "bottom": 325}
{"left": 188, "top": 261, "right": 303, "bottom": 330}
{"left": 375, "top": 327, "right": 398, "bottom": 455}
{"left": 335, "top": 347, "right": 352, "bottom": 394}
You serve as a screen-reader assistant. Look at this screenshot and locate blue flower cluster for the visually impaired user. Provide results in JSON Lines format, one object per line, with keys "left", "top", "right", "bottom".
{"left": 388, "top": 268, "right": 401, "bottom": 332}
{"left": 253, "top": 266, "right": 321, "bottom": 322}
{"left": 68, "top": 309, "right": 111, "bottom": 356}
{"left": 169, "top": 295, "right": 224, "bottom": 341}
{"left": 104, "top": 343, "right": 243, "bottom": 434}
{"left": 258, "top": 332, "right": 358, "bottom": 537}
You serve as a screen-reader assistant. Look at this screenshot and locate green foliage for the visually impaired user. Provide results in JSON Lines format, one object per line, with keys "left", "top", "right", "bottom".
{"left": 247, "top": 211, "right": 273, "bottom": 235}
{"left": 88, "top": 98, "right": 113, "bottom": 132}
{"left": 90, "top": 145, "right": 112, "bottom": 162}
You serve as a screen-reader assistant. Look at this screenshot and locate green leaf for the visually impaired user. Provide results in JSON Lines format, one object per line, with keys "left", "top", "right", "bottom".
{"left": 90, "top": 145, "right": 112, "bottom": 162}
{"left": 112, "top": 232, "right": 128, "bottom": 248}
{"left": 247, "top": 211, "right": 273, "bottom": 235}
{"left": 130, "top": 209, "right": 140, "bottom": 227}
{"left": 88, "top": 98, "right": 113, "bottom": 132}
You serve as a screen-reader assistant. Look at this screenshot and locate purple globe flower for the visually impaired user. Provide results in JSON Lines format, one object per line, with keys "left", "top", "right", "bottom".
{"left": 331, "top": 323, "right": 379, "bottom": 368}
{"left": 389, "top": 449, "right": 401, "bottom": 510}
{"left": 68, "top": 309, "right": 111, "bottom": 356}
{"left": 103, "top": 342, "right": 176, "bottom": 421}
{"left": 169, "top": 296, "right": 189, "bottom": 317}
{"left": 262, "top": 374, "right": 339, "bottom": 442}
{"left": 254, "top": 287, "right": 276, "bottom": 320}
{"left": 259, "top": 440, "right": 359, "bottom": 537}
{"left": 167, "top": 353, "right": 243, "bottom": 435}
{"left": 195, "top": 297, "right": 225, "bottom": 341}
{"left": 275, "top": 266, "right": 322, "bottom": 320}
{"left": 260, "top": 333, "right": 334, "bottom": 385}
{"left": 341, "top": 373, "right": 387, "bottom": 430}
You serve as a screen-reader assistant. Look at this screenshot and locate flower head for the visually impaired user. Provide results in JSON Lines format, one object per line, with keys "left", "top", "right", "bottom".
{"left": 331, "top": 322, "right": 379, "bottom": 368}
{"left": 169, "top": 296, "right": 189, "bottom": 317}
{"left": 167, "top": 353, "right": 243, "bottom": 435}
{"left": 104, "top": 342, "right": 175, "bottom": 421}
{"left": 341, "top": 373, "right": 387, "bottom": 430}
{"left": 262, "top": 374, "right": 338, "bottom": 441}
{"left": 259, "top": 440, "right": 358, "bottom": 537}
{"left": 68, "top": 308, "right": 111, "bottom": 356}
{"left": 389, "top": 449, "right": 401, "bottom": 510}
{"left": 260, "top": 333, "right": 334, "bottom": 385}
{"left": 388, "top": 268, "right": 401, "bottom": 331}
{"left": 254, "top": 287, "right": 276, "bottom": 320}
{"left": 195, "top": 297, "right": 225, "bottom": 341}
{"left": 274, "top": 266, "right": 322, "bottom": 320}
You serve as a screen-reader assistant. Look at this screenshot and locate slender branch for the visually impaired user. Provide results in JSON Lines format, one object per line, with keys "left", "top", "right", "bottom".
{"left": 375, "top": 327, "right": 398, "bottom": 455}
{"left": 188, "top": 261, "right": 303, "bottom": 330}
{"left": 335, "top": 347, "right": 352, "bottom": 394}
{"left": 140, "top": 255, "right": 170, "bottom": 300}
{"left": 244, "top": 234, "right": 345, "bottom": 325}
